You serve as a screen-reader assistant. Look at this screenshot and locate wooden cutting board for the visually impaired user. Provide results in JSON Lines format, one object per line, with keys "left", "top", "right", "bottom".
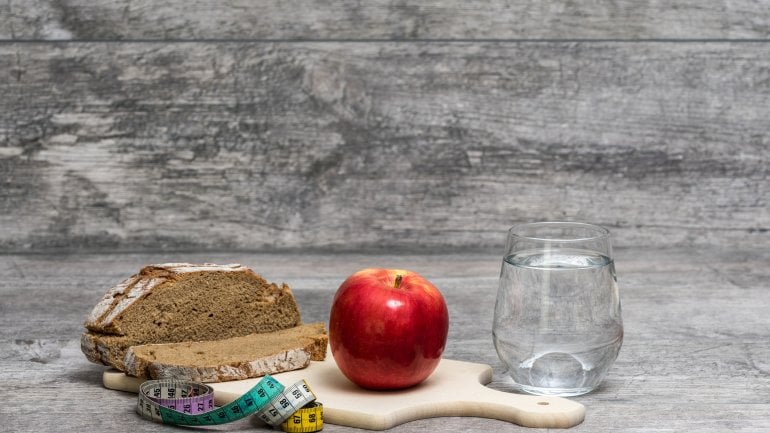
{"left": 104, "top": 355, "right": 585, "bottom": 430}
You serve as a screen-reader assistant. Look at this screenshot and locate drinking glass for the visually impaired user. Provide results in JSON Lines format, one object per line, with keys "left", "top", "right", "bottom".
{"left": 493, "top": 222, "right": 623, "bottom": 396}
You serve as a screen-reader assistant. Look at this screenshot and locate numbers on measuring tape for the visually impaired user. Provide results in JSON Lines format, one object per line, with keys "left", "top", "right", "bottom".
{"left": 136, "top": 376, "right": 321, "bottom": 432}
{"left": 255, "top": 380, "right": 317, "bottom": 427}
{"left": 280, "top": 402, "right": 324, "bottom": 433}
{"left": 138, "top": 375, "right": 283, "bottom": 426}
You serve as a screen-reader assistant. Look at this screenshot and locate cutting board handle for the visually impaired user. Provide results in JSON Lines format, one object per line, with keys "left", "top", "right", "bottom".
{"left": 461, "top": 384, "right": 586, "bottom": 428}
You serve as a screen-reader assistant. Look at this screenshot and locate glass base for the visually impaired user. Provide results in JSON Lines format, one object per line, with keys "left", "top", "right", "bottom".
{"left": 514, "top": 383, "right": 596, "bottom": 397}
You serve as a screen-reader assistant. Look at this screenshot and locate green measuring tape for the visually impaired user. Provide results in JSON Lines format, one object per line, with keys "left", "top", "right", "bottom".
{"left": 137, "top": 375, "right": 323, "bottom": 431}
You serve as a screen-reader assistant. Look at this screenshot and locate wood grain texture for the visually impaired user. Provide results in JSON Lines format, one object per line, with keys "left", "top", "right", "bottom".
{"left": 0, "top": 42, "right": 767, "bottom": 252}
{"left": 3, "top": 0, "right": 770, "bottom": 41}
{"left": 1, "top": 249, "right": 769, "bottom": 432}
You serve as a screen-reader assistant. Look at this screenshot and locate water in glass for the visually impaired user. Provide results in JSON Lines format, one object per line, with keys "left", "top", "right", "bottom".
{"left": 493, "top": 247, "right": 623, "bottom": 396}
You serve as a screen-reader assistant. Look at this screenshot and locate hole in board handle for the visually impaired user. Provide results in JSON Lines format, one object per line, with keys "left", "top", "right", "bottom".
{"left": 537, "top": 401, "right": 550, "bottom": 406}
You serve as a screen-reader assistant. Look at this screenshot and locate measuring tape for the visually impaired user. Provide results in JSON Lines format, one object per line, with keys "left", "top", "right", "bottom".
{"left": 137, "top": 375, "right": 323, "bottom": 431}
{"left": 280, "top": 402, "right": 324, "bottom": 433}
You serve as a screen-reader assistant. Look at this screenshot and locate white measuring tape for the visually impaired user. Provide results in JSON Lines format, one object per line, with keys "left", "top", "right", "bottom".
{"left": 137, "top": 375, "right": 323, "bottom": 431}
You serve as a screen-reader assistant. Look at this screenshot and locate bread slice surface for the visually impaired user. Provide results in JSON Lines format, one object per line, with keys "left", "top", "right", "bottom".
{"left": 123, "top": 323, "right": 328, "bottom": 382}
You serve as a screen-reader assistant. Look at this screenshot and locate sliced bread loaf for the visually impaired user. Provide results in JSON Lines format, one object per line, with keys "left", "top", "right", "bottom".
{"left": 124, "top": 323, "right": 328, "bottom": 382}
{"left": 81, "top": 263, "right": 303, "bottom": 371}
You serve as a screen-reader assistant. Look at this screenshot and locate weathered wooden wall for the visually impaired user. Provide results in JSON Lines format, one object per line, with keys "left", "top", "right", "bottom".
{"left": 0, "top": 2, "right": 768, "bottom": 253}
{"left": 4, "top": 1, "right": 770, "bottom": 40}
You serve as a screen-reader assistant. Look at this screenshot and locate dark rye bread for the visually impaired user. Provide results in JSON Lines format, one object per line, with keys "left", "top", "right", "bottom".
{"left": 124, "top": 323, "right": 328, "bottom": 382}
{"left": 81, "top": 263, "right": 302, "bottom": 372}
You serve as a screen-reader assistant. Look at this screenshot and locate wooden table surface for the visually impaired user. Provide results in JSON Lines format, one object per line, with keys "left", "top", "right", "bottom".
{"left": 1, "top": 248, "right": 768, "bottom": 432}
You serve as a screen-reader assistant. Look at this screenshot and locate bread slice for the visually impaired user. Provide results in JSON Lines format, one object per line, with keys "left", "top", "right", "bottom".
{"left": 123, "top": 323, "right": 328, "bottom": 382}
{"left": 81, "top": 263, "right": 302, "bottom": 371}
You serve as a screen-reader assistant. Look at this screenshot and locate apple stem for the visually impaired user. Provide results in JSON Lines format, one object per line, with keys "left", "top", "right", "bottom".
{"left": 394, "top": 274, "right": 403, "bottom": 288}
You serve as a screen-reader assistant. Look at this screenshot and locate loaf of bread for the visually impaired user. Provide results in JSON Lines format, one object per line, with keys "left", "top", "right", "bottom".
{"left": 123, "top": 323, "right": 328, "bottom": 382}
{"left": 81, "top": 263, "right": 304, "bottom": 372}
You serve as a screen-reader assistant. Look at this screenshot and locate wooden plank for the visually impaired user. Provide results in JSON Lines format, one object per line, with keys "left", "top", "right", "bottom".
{"left": 3, "top": 0, "right": 770, "bottom": 41}
{"left": 0, "top": 42, "right": 768, "bottom": 253}
{"left": 1, "top": 249, "right": 769, "bottom": 432}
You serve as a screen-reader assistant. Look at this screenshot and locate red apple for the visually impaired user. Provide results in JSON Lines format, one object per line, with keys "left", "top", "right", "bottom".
{"left": 329, "top": 268, "right": 449, "bottom": 390}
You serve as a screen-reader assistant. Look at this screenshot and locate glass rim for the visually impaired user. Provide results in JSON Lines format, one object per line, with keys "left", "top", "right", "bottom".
{"left": 508, "top": 221, "right": 611, "bottom": 243}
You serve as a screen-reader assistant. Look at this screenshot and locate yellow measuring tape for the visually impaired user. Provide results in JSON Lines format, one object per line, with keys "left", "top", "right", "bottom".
{"left": 137, "top": 375, "right": 323, "bottom": 431}
{"left": 280, "top": 402, "right": 324, "bottom": 433}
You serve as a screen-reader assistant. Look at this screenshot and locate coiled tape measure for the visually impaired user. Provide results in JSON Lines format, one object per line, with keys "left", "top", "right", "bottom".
{"left": 137, "top": 375, "right": 323, "bottom": 432}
